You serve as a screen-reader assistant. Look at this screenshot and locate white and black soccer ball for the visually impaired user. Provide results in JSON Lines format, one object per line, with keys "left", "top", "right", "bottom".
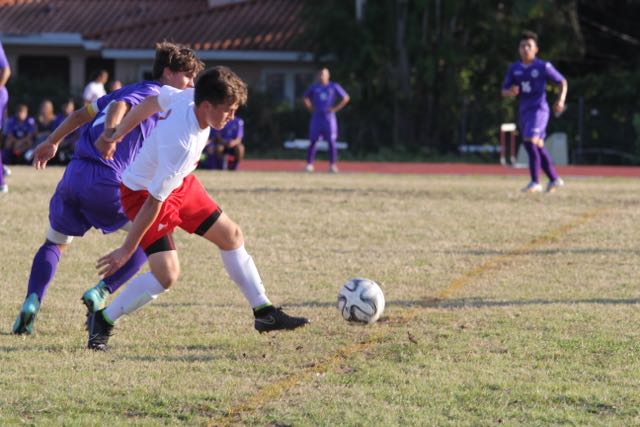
{"left": 337, "top": 278, "right": 385, "bottom": 324}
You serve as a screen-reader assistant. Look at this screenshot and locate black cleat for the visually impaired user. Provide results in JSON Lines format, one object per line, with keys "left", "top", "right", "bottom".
{"left": 87, "top": 309, "right": 113, "bottom": 351}
{"left": 254, "top": 306, "right": 309, "bottom": 333}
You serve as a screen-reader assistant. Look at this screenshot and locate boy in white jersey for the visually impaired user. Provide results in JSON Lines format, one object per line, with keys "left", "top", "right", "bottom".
{"left": 87, "top": 67, "right": 309, "bottom": 351}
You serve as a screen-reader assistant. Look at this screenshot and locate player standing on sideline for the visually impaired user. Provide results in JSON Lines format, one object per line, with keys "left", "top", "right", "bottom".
{"left": 87, "top": 67, "right": 309, "bottom": 351}
{"left": 0, "top": 40, "right": 11, "bottom": 192}
{"left": 11, "top": 42, "right": 203, "bottom": 335}
{"left": 502, "top": 30, "right": 568, "bottom": 193}
{"left": 83, "top": 69, "right": 108, "bottom": 105}
{"left": 303, "top": 68, "right": 349, "bottom": 173}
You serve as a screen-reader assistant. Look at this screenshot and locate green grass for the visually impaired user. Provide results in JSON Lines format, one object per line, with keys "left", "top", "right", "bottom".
{"left": 1, "top": 165, "right": 640, "bottom": 425}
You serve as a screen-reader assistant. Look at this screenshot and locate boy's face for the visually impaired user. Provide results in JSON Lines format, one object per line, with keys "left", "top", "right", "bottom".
{"left": 318, "top": 68, "right": 330, "bottom": 85}
{"left": 16, "top": 108, "right": 27, "bottom": 121}
{"left": 164, "top": 69, "right": 196, "bottom": 90}
{"left": 519, "top": 38, "right": 538, "bottom": 63}
{"left": 205, "top": 100, "right": 239, "bottom": 130}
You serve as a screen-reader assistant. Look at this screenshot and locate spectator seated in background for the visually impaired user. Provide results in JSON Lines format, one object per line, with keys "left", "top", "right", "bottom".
{"left": 202, "top": 117, "right": 244, "bottom": 170}
{"left": 52, "top": 98, "right": 80, "bottom": 164}
{"left": 36, "top": 99, "right": 57, "bottom": 145}
{"left": 4, "top": 103, "right": 36, "bottom": 164}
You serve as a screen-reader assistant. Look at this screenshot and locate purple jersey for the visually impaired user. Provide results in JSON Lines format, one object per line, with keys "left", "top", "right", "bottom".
{"left": 304, "top": 82, "right": 348, "bottom": 115}
{"left": 210, "top": 117, "right": 244, "bottom": 143}
{"left": 502, "top": 58, "right": 564, "bottom": 114}
{"left": 0, "top": 42, "right": 8, "bottom": 129}
{"left": 6, "top": 116, "right": 36, "bottom": 139}
{"left": 73, "top": 80, "right": 162, "bottom": 178}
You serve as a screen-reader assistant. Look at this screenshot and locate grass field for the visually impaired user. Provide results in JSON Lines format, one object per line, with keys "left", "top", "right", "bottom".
{"left": 1, "top": 165, "right": 640, "bottom": 426}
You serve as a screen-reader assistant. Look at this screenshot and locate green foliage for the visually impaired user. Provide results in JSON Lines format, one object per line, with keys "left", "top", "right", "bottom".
{"left": 295, "top": 0, "right": 639, "bottom": 163}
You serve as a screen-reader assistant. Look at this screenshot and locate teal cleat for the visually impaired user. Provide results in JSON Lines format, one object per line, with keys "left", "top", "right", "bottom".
{"left": 12, "top": 293, "right": 40, "bottom": 335}
{"left": 81, "top": 281, "right": 110, "bottom": 314}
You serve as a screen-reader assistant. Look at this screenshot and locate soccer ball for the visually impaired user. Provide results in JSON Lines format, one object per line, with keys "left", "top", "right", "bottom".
{"left": 337, "top": 278, "right": 385, "bottom": 324}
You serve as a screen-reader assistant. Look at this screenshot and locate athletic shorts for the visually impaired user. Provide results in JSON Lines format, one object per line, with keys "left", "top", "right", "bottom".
{"left": 120, "top": 174, "right": 221, "bottom": 250}
{"left": 309, "top": 113, "right": 337, "bottom": 142}
{"left": 520, "top": 109, "right": 549, "bottom": 141}
{"left": 49, "top": 159, "right": 128, "bottom": 236}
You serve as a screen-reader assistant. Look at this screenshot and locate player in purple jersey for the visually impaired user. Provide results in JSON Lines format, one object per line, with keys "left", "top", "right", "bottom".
{"left": 208, "top": 117, "right": 244, "bottom": 170}
{"left": 303, "top": 68, "right": 350, "bottom": 173}
{"left": 0, "top": 41, "right": 11, "bottom": 192}
{"left": 12, "top": 42, "right": 204, "bottom": 335}
{"left": 502, "top": 31, "right": 568, "bottom": 193}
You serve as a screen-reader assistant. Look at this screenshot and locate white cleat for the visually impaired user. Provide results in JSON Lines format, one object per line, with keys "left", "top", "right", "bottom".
{"left": 304, "top": 164, "right": 314, "bottom": 173}
{"left": 521, "top": 182, "right": 543, "bottom": 193}
{"left": 329, "top": 164, "right": 339, "bottom": 173}
{"left": 546, "top": 178, "right": 565, "bottom": 193}
{"left": 0, "top": 184, "right": 7, "bottom": 193}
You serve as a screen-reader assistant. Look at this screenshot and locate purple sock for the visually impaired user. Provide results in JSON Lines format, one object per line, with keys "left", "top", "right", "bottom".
{"left": 524, "top": 141, "right": 541, "bottom": 183}
{"left": 306, "top": 139, "right": 319, "bottom": 164}
{"left": 328, "top": 139, "right": 337, "bottom": 164}
{"left": 27, "top": 241, "right": 61, "bottom": 302}
{"left": 103, "top": 246, "right": 147, "bottom": 293}
{"left": 0, "top": 151, "right": 5, "bottom": 187}
{"left": 539, "top": 146, "right": 558, "bottom": 181}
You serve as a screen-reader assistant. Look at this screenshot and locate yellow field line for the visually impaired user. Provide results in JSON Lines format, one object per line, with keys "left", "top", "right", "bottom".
{"left": 210, "top": 208, "right": 605, "bottom": 426}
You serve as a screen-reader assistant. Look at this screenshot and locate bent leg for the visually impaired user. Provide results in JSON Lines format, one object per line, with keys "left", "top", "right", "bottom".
{"left": 523, "top": 140, "right": 541, "bottom": 183}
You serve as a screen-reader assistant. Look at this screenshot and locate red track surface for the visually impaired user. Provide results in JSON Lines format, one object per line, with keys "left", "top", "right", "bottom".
{"left": 239, "top": 159, "right": 640, "bottom": 178}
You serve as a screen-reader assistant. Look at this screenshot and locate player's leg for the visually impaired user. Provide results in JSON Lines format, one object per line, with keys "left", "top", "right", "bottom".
{"left": 81, "top": 221, "right": 147, "bottom": 313}
{"left": 522, "top": 139, "right": 543, "bottom": 192}
{"left": 12, "top": 169, "right": 91, "bottom": 335}
{"left": 305, "top": 118, "right": 321, "bottom": 172}
{"left": 88, "top": 236, "right": 179, "bottom": 351}
{"left": 536, "top": 130, "right": 564, "bottom": 192}
{"left": 328, "top": 114, "right": 339, "bottom": 173}
{"left": 228, "top": 144, "right": 244, "bottom": 170}
{"left": 0, "top": 146, "right": 6, "bottom": 193}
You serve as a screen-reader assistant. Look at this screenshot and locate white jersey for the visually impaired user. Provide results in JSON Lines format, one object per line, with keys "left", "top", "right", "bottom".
{"left": 83, "top": 81, "right": 106, "bottom": 103}
{"left": 122, "top": 86, "right": 210, "bottom": 201}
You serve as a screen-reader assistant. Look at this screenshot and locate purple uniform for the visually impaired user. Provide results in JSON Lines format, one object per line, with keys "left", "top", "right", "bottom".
{"left": 211, "top": 117, "right": 244, "bottom": 143}
{"left": 49, "top": 81, "right": 163, "bottom": 237}
{"left": 304, "top": 82, "right": 348, "bottom": 164}
{"left": 0, "top": 42, "right": 8, "bottom": 131}
{"left": 5, "top": 116, "right": 36, "bottom": 139}
{"left": 502, "top": 58, "right": 565, "bottom": 140}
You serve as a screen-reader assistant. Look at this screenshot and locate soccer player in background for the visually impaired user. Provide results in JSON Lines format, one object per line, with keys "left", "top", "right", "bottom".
{"left": 4, "top": 104, "right": 36, "bottom": 164}
{"left": 11, "top": 42, "right": 203, "bottom": 335}
{"left": 303, "top": 68, "right": 350, "bottom": 173}
{"left": 83, "top": 69, "right": 108, "bottom": 105}
{"left": 208, "top": 116, "right": 244, "bottom": 170}
{"left": 0, "top": 40, "right": 11, "bottom": 192}
{"left": 502, "top": 30, "right": 568, "bottom": 193}
{"left": 87, "top": 67, "right": 309, "bottom": 351}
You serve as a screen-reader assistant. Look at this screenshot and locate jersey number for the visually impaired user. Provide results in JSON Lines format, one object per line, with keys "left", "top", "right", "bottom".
{"left": 521, "top": 81, "right": 531, "bottom": 93}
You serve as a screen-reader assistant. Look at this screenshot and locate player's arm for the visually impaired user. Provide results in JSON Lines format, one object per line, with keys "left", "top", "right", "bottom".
{"left": 501, "top": 66, "right": 519, "bottom": 97}
{"left": 330, "top": 94, "right": 350, "bottom": 113}
{"left": 553, "top": 79, "right": 568, "bottom": 114}
{"left": 0, "top": 62, "right": 10, "bottom": 89}
{"left": 94, "top": 100, "right": 131, "bottom": 160}
{"left": 303, "top": 96, "right": 313, "bottom": 112}
{"left": 33, "top": 106, "right": 94, "bottom": 169}
{"left": 109, "top": 96, "right": 162, "bottom": 143}
{"left": 97, "top": 196, "right": 162, "bottom": 277}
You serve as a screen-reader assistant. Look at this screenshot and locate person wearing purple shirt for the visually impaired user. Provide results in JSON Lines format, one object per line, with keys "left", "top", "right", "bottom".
{"left": 0, "top": 41, "right": 11, "bottom": 192}
{"left": 502, "top": 31, "right": 568, "bottom": 193}
{"left": 206, "top": 117, "right": 244, "bottom": 170}
{"left": 303, "top": 68, "right": 350, "bottom": 173}
{"left": 4, "top": 104, "right": 36, "bottom": 164}
{"left": 12, "top": 42, "right": 203, "bottom": 335}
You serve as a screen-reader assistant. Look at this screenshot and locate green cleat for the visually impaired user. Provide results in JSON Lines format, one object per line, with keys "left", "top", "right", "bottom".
{"left": 81, "top": 281, "right": 110, "bottom": 314}
{"left": 12, "top": 293, "right": 40, "bottom": 335}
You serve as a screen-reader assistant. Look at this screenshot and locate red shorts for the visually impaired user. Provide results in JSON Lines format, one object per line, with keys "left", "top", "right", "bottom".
{"left": 120, "top": 174, "right": 221, "bottom": 250}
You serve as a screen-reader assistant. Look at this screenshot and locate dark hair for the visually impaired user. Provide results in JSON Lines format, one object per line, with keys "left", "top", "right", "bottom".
{"left": 520, "top": 30, "right": 538, "bottom": 44}
{"left": 194, "top": 66, "right": 248, "bottom": 107}
{"left": 152, "top": 41, "right": 204, "bottom": 80}
{"left": 90, "top": 69, "right": 108, "bottom": 81}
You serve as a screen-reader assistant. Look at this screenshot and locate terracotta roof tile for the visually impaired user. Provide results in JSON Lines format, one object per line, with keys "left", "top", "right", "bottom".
{"left": 0, "top": 0, "right": 307, "bottom": 51}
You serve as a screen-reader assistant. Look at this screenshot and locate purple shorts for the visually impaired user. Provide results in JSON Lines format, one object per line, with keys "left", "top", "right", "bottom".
{"left": 309, "top": 113, "right": 337, "bottom": 142}
{"left": 520, "top": 109, "right": 549, "bottom": 140}
{"left": 49, "top": 159, "right": 129, "bottom": 236}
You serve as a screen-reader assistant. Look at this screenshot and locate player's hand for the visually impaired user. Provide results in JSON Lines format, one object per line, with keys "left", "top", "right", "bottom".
{"left": 96, "top": 246, "right": 134, "bottom": 278}
{"left": 553, "top": 100, "right": 565, "bottom": 115}
{"left": 32, "top": 140, "right": 59, "bottom": 170}
{"left": 95, "top": 128, "right": 119, "bottom": 160}
{"left": 507, "top": 85, "right": 520, "bottom": 96}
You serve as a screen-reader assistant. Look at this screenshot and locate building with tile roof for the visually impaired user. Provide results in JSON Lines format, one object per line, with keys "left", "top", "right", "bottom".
{"left": 0, "top": 0, "right": 316, "bottom": 105}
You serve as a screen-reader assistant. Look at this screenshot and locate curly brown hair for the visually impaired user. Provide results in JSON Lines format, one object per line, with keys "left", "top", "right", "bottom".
{"left": 152, "top": 41, "right": 204, "bottom": 80}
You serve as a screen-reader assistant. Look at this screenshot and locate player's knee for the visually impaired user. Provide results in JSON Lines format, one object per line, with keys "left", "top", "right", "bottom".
{"left": 148, "top": 253, "right": 180, "bottom": 289}
{"left": 155, "top": 266, "right": 180, "bottom": 289}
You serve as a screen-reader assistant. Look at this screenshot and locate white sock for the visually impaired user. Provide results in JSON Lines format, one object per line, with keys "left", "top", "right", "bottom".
{"left": 103, "top": 272, "right": 167, "bottom": 323}
{"left": 220, "top": 244, "right": 271, "bottom": 308}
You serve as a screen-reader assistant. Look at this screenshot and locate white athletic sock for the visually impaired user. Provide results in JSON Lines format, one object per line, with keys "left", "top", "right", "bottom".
{"left": 220, "top": 244, "right": 271, "bottom": 308}
{"left": 103, "top": 272, "right": 167, "bottom": 323}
